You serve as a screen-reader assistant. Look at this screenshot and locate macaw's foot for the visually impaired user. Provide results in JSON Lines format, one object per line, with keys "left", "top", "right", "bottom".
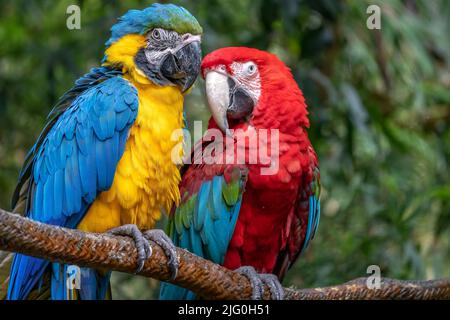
{"left": 107, "top": 224, "right": 152, "bottom": 273}
{"left": 235, "top": 266, "right": 285, "bottom": 300}
{"left": 144, "top": 229, "right": 179, "bottom": 280}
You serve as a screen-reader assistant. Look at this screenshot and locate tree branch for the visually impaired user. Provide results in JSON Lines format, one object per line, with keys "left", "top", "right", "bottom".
{"left": 0, "top": 208, "right": 448, "bottom": 300}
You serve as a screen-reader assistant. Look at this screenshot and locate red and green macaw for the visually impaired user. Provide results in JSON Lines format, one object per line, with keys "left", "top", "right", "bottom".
{"left": 160, "top": 47, "right": 321, "bottom": 300}
{"left": 4, "top": 4, "right": 202, "bottom": 300}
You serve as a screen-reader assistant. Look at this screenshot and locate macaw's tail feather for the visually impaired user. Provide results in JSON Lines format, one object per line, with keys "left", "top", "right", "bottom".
{"left": 0, "top": 246, "right": 52, "bottom": 300}
{"left": 0, "top": 181, "right": 30, "bottom": 300}
{"left": 5, "top": 254, "right": 110, "bottom": 300}
{"left": 0, "top": 253, "right": 50, "bottom": 300}
{"left": 79, "top": 268, "right": 111, "bottom": 300}
{"left": 159, "top": 282, "right": 196, "bottom": 300}
{"left": 2, "top": 198, "right": 51, "bottom": 300}
{"left": 51, "top": 264, "right": 111, "bottom": 300}
{"left": 7, "top": 254, "right": 50, "bottom": 300}
{"left": 52, "top": 264, "right": 112, "bottom": 300}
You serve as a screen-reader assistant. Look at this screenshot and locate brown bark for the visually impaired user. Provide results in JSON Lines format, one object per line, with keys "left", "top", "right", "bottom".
{"left": 0, "top": 208, "right": 448, "bottom": 300}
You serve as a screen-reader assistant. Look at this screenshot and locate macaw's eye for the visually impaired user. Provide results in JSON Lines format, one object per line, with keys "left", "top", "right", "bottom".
{"left": 246, "top": 62, "right": 257, "bottom": 75}
{"left": 151, "top": 29, "right": 161, "bottom": 40}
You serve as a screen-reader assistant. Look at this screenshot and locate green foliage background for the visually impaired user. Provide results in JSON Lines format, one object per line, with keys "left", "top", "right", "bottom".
{"left": 0, "top": 0, "right": 448, "bottom": 299}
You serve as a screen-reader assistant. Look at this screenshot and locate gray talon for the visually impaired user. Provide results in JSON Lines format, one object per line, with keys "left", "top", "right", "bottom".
{"left": 107, "top": 224, "right": 152, "bottom": 273}
{"left": 235, "top": 266, "right": 264, "bottom": 300}
{"left": 144, "top": 229, "right": 179, "bottom": 280}
{"left": 236, "top": 266, "right": 284, "bottom": 300}
{"left": 259, "top": 274, "right": 284, "bottom": 300}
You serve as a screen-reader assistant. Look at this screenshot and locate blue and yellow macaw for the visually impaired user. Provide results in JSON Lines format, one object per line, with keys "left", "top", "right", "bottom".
{"left": 5, "top": 4, "right": 202, "bottom": 300}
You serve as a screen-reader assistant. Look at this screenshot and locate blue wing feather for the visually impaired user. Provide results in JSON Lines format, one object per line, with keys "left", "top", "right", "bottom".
{"left": 193, "top": 181, "right": 211, "bottom": 231}
{"left": 301, "top": 169, "right": 321, "bottom": 252}
{"left": 7, "top": 72, "right": 138, "bottom": 300}
{"left": 189, "top": 221, "right": 203, "bottom": 258}
{"left": 160, "top": 170, "right": 246, "bottom": 300}
{"left": 53, "top": 169, "right": 64, "bottom": 218}
{"left": 43, "top": 174, "right": 54, "bottom": 221}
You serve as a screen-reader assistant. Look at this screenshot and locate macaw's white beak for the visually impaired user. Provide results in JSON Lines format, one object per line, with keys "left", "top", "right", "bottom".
{"left": 205, "top": 70, "right": 232, "bottom": 136}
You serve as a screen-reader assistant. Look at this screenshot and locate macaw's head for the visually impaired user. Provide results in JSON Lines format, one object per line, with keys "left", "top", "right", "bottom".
{"left": 103, "top": 4, "right": 202, "bottom": 92}
{"left": 201, "top": 47, "right": 309, "bottom": 134}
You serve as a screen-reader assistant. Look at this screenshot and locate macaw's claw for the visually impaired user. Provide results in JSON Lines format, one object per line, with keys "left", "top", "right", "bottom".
{"left": 107, "top": 224, "right": 152, "bottom": 274}
{"left": 144, "top": 229, "right": 179, "bottom": 280}
{"left": 235, "top": 266, "right": 264, "bottom": 299}
{"left": 259, "top": 273, "right": 285, "bottom": 300}
{"left": 235, "top": 266, "right": 284, "bottom": 300}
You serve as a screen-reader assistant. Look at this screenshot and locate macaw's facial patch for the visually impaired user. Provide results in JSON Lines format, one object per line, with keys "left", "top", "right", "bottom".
{"left": 203, "top": 61, "right": 261, "bottom": 133}
{"left": 134, "top": 28, "right": 202, "bottom": 92}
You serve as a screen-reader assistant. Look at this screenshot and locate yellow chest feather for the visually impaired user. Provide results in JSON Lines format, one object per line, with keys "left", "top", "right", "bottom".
{"left": 78, "top": 79, "right": 184, "bottom": 233}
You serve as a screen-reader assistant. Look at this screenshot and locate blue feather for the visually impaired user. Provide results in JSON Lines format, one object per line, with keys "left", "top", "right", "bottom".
{"left": 64, "top": 116, "right": 76, "bottom": 140}
{"left": 210, "top": 176, "right": 223, "bottom": 220}
{"left": 302, "top": 195, "right": 320, "bottom": 251}
{"left": 118, "top": 128, "right": 129, "bottom": 153}
{"left": 7, "top": 73, "right": 138, "bottom": 300}
{"left": 189, "top": 221, "right": 203, "bottom": 257}
{"left": 160, "top": 172, "right": 246, "bottom": 300}
{"left": 51, "top": 263, "right": 66, "bottom": 300}
{"left": 43, "top": 174, "right": 54, "bottom": 221}
{"left": 75, "top": 123, "right": 91, "bottom": 156}
{"left": 179, "top": 230, "right": 191, "bottom": 252}
{"left": 45, "top": 151, "right": 55, "bottom": 174}
{"left": 63, "top": 150, "right": 75, "bottom": 215}
{"left": 60, "top": 135, "right": 73, "bottom": 163}
{"left": 8, "top": 255, "right": 49, "bottom": 300}
{"left": 100, "top": 107, "right": 116, "bottom": 140}
{"left": 79, "top": 148, "right": 97, "bottom": 202}
{"left": 110, "top": 131, "right": 120, "bottom": 171}
{"left": 32, "top": 183, "right": 44, "bottom": 221}
{"left": 313, "top": 200, "right": 321, "bottom": 237}
{"left": 69, "top": 148, "right": 82, "bottom": 214}
{"left": 53, "top": 123, "right": 64, "bottom": 147}
{"left": 78, "top": 268, "right": 111, "bottom": 300}
{"left": 115, "top": 108, "right": 132, "bottom": 131}
{"left": 102, "top": 137, "right": 114, "bottom": 182}
{"left": 53, "top": 169, "right": 64, "bottom": 219}
{"left": 193, "top": 181, "right": 211, "bottom": 231}
{"left": 95, "top": 138, "right": 108, "bottom": 189}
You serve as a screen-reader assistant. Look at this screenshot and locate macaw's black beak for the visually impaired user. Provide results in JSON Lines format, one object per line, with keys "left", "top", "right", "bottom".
{"left": 226, "top": 77, "right": 255, "bottom": 120}
{"left": 161, "top": 41, "right": 202, "bottom": 92}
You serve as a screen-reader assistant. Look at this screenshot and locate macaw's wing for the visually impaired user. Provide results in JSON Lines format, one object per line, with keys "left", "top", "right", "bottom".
{"left": 6, "top": 74, "right": 138, "bottom": 300}
{"left": 27, "top": 75, "right": 138, "bottom": 225}
{"left": 11, "top": 67, "right": 122, "bottom": 214}
{"left": 160, "top": 163, "right": 248, "bottom": 300}
{"left": 273, "top": 148, "right": 321, "bottom": 280}
{"left": 0, "top": 68, "right": 123, "bottom": 300}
